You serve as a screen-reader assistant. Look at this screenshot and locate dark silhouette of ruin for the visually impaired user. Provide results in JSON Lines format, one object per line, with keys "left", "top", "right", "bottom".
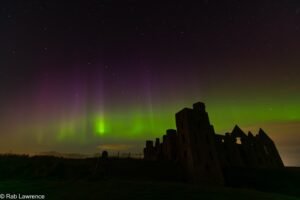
{"left": 144, "top": 102, "right": 284, "bottom": 184}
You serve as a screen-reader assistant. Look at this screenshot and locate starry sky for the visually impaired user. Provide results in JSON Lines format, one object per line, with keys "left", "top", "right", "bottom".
{"left": 1, "top": 0, "right": 300, "bottom": 165}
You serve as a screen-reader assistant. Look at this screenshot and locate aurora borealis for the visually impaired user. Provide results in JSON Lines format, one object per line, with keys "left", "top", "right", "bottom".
{"left": 1, "top": 1, "right": 300, "bottom": 166}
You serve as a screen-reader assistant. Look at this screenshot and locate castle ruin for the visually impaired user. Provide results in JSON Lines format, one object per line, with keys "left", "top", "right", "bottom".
{"left": 143, "top": 102, "right": 284, "bottom": 185}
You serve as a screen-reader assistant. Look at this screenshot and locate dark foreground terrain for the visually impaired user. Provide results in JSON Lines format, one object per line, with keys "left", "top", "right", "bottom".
{"left": 0, "top": 154, "right": 299, "bottom": 200}
{"left": 0, "top": 179, "right": 299, "bottom": 200}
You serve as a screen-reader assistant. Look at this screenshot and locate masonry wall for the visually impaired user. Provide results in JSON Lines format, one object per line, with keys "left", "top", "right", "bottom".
{"left": 175, "top": 103, "right": 224, "bottom": 184}
{"left": 143, "top": 102, "right": 284, "bottom": 184}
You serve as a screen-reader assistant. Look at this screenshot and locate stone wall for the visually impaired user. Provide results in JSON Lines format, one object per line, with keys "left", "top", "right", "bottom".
{"left": 143, "top": 102, "right": 284, "bottom": 184}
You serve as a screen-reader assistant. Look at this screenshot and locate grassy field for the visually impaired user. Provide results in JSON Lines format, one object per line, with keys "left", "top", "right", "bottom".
{"left": 0, "top": 155, "right": 300, "bottom": 199}
{"left": 0, "top": 179, "right": 299, "bottom": 200}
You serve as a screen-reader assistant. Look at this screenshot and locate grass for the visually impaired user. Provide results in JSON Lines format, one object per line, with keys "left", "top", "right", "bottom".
{"left": 0, "top": 179, "right": 299, "bottom": 200}
{"left": 0, "top": 155, "right": 300, "bottom": 199}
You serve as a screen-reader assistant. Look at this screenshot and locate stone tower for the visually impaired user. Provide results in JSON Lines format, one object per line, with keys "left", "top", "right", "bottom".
{"left": 143, "top": 101, "right": 285, "bottom": 185}
{"left": 175, "top": 102, "right": 224, "bottom": 184}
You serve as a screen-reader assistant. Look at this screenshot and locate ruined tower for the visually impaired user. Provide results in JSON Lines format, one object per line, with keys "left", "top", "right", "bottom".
{"left": 175, "top": 102, "right": 224, "bottom": 184}
{"left": 143, "top": 101, "right": 284, "bottom": 185}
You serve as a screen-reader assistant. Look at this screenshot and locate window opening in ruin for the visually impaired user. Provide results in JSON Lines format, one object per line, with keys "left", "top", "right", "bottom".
{"left": 236, "top": 137, "right": 242, "bottom": 144}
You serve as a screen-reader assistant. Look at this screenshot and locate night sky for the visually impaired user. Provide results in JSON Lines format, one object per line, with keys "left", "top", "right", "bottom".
{"left": 1, "top": 1, "right": 300, "bottom": 165}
